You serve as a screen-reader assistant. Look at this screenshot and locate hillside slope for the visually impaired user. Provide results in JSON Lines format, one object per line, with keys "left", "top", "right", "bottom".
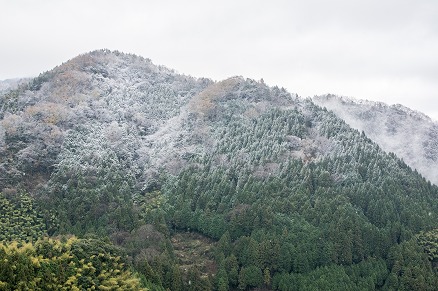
{"left": 314, "top": 94, "right": 438, "bottom": 185}
{"left": 0, "top": 50, "right": 437, "bottom": 290}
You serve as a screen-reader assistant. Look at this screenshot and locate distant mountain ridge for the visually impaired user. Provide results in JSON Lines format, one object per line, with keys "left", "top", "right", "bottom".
{"left": 0, "top": 78, "right": 30, "bottom": 94}
{"left": 313, "top": 94, "right": 438, "bottom": 185}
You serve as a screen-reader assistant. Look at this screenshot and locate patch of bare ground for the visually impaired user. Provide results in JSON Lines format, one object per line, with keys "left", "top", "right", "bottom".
{"left": 171, "top": 231, "right": 217, "bottom": 279}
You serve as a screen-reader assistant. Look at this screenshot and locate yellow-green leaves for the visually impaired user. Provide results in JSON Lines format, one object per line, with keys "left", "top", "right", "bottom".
{"left": 0, "top": 237, "right": 147, "bottom": 290}
{"left": 0, "top": 192, "right": 47, "bottom": 243}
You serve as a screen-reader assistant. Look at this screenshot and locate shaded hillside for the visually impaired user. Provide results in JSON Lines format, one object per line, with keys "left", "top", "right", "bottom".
{"left": 314, "top": 94, "right": 438, "bottom": 185}
{"left": 0, "top": 50, "right": 437, "bottom": 290}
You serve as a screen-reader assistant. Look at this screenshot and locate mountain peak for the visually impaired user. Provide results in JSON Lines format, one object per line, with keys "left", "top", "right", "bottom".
{"left": 53, "top": 49, "right": 159, "bottom": 77}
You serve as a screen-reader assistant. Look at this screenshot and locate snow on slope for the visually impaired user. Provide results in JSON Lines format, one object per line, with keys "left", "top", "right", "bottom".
{"left": 314, "top": 94, "right": 438, "bottom": 185}
{"left": 0, "top": 78, "right": 30, "bottom": 94}
{"left": 3, "top": 49, "right": 436, "bottom": 193}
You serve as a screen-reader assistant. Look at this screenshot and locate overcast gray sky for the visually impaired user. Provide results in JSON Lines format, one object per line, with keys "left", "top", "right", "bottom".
{"left": 1, "top": 0, "right": 438, "bottom": 119}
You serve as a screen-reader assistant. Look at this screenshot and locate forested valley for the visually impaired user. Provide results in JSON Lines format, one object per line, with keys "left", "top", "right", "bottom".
{"left": 0, "top": 50, "right": 437, "bottom": 290}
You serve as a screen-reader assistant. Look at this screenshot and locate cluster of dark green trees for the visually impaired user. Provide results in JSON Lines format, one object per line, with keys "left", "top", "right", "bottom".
{"left": 162, "top": 104, "right": 438, "bottom": 289}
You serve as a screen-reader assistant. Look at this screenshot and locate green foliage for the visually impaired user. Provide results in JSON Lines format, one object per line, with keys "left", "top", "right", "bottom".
{"left": 418, "top": 228, "right": 438, "bottom": 266}
{"left": 164, "top": 105, "right": 438, "bottom": 290}
{"left": 216, "top": 231, "right": 231, "bottom": 256}
{"left": 385, "top": 235, "right": 438, "bottom": 290}
{"left": 0, "top": 236, "right": 147, "bottom": 290}
{"left": 272, "top": 258, "right": 388, "bottom": 291}
{"left": 44, "top": 124, "right": 140, "bottom": 236}
{"left": 238, "top": 265, "right": 263, "bottom": 289}
{"left": 225, "top": 254, "right": 239, "bottom": 286}
{"left": 134, "top": 190, "right": 168, "bottom": 217}
{"left": 0, "top": 192, "right": 48, "bottom": 242}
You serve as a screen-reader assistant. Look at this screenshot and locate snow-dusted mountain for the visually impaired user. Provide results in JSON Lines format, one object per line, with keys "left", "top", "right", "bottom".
{"left": 0, "top": 49, "right": 302, "bottom": 191}
{"left": 2, "top": 50, "right": 437, "bottom": 191}
{"left": 314, "top": 94, "right": 438, "bottom": 185}
{"left": 1, "top": 50, "right": 438, "bottom": 290}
